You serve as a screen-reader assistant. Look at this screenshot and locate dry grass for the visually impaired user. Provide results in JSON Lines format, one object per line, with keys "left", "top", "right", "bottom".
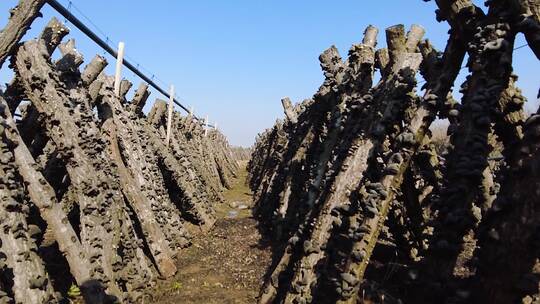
{"left": 430, "top": 121, "right": 450, "bottom": 155}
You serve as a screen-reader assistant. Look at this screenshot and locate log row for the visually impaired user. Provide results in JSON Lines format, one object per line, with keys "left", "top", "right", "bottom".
{"left": 248, "top": 0, "right": 540, "bottom": 303}
{"left": 0, "top": 2, "right": 239, "bottom": 302}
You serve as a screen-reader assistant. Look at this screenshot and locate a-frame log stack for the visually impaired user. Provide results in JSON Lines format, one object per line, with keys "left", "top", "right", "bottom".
{"left": 0, "top": 1, "right": 239, "bottom": 303}
{"left": 248, "top": 0, "right": 540, "bottom": 303}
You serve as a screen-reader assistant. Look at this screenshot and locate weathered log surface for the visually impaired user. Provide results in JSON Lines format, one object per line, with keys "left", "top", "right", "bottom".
{"left": 248, "top": 1, "right": 540, "bottom": 303}
{"left": 14, "top": 39, "right": 150, "bottom": 300}
{"left": 1, "top": 0, "right": 538, "bottom": 302}
{"left": 0, "top": 96, "right": 93, "bottom": 288}
{"left": 97, "top": 75, "right": 189, "bottom": 276}
{"left": 0, "top": 0, "right": 46, "bottom": 68}
{"left": 98, "top": 90, "right": 179, "bottom": 278}
{"left": 0, "top": 105, "right": 58, "bottom": 304}
{"left": 5, "top": 17, "right": 69, "bottom": 113}
{"left": 130, "top": 82, "right": 150, "bottom": 115}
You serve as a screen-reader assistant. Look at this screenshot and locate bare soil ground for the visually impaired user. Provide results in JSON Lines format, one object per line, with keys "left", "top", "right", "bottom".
{"left": 149, "top": 164, "right": 272, "bottom": 304}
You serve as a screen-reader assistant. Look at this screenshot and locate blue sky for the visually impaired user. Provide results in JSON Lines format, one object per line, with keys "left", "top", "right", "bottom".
{"left": 0, "top": 0, "right": 538, "bottom": 147}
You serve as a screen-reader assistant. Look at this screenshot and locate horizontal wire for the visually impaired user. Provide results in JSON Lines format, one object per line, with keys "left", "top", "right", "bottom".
{"left": 55, "top": 0, "right": 214, "bottom": 127}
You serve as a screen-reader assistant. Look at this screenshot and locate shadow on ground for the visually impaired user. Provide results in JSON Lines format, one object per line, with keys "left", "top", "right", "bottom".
{"left": 150, "top": 163, "right": 273, "bottom": 304}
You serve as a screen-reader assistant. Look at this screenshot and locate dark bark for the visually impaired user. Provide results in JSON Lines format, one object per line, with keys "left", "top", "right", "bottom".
{"left": 0, "top": 0, "right": 46, "bottom": 69}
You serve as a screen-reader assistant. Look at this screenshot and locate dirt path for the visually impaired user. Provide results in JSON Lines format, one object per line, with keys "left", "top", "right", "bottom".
{"left": 150, "top": 164, "right": 271, "bottom": 304}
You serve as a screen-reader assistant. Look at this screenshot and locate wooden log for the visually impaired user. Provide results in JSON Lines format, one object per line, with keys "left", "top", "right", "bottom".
{"left": 385, "top": 24, "right": 406, "bottom": 67}
{"left": 97, "top": 78, "right": 183, "bottom": 278}
{"left": 119, "top": 79, "right": 132, "bottom": 100}
{"left": 130, "top": 82, "right": 150, "bottom": 114}
{"left": 260, "top": 27, "right": 379, "bottom": 303}
{"left": 0, "top": 0, "right": 46, "bottom": 69}
{"left": 471, "top": 113, "right": 540, "bottom": 303}
{"left": 283, "top": 139, "right": 374, "bottom": 303}
{"left": 253, "top": 73, "right": 334, "bottom": 231}
{"left": 81, "top": 55, "right": 107, "bottom": 86}
{"left": 507, "top": 0, "right": 540, "bottom": 59}
{"left": 492, "top": 75, "right": 526, "bottom": 162}
{"left": 82, "top": 56, "right": 108, "bottom": 109}
{"left": 329, "top": 25, "right": 466, "bottom": 304}
{"left": 55, "top": 39, "right": 84, "bottom": 73}
{"left": 5, "top": 17, "right": 69, "bottom": 112}
{"left": 388, "top": 141, "right": 441, "bottom": 261}
{"left": 345, "top": 42, "right": 376, "bottom": 92}
{"left": 405, "top": 24, "right": 426, "bottom": 52}
{"left": 40, "top": 17, "right": 70, "bottom": 56}
{"left": 89, "top": 79, "right": 104, "bottom": 106}
{"left": 281, "top": 97, "right": 298, "bottom": 124}
{"left": 3, "top": 77, "right": 25, "bottom": 114}
{"left": 150, "top": 102, "right": 224, "bottom": 212}
{"left": 362, "top": 25, "right": 378, "bottom": 48}
{"left": 0, "top": 106, "right": 58, "bottom": 304}
{"left": 17, "top": 43, "right": 105, "bottom": 208}
{"left": 257, "top": 111, "right": 326, "bottom": 301}
{"left": 14, "top": 39, "right": 150, "bottom": 300}
{"left": 375, "top": 48, "right": 389, "bottom": 78}
{"left": 411, "top": 1, "right": 519, "bottom": 302}
{"left": 17, "top": 103, "right": 47, "bottom": 156}
{"left": 148, "top": 99, "right": 168, "bottom": 127}
{"left": 319, "top": 39, "right": 463, "bottom": 300}
{"left": 146, "top": 116, "right": 217, "bottom": 230}
{"left": 111, "top": 80, "right": 217, "bottom": 231}
{"left": 0, "top": 96, "right": 97, "bottom": 297}
{"left": 168, "top": 145, "right": 219, "bottom": 227}
{"left": 281, "top": 25, "right": 425, "bottom": 304}
{"left": 170, "top": 113, "right": 227, "bottom": 203}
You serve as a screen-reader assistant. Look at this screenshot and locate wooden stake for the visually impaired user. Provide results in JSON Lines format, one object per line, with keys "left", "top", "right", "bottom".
{"left": 166, "top": 85, "right": 174, "bottom": 147}
{"left": 114, "top": 41, "right": 125, "bottom": 97}
{"left": 204, "top": 115, "right": 209, "bottom": 137}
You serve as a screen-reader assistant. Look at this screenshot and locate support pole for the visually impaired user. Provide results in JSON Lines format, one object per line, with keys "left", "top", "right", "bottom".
{"left": 166, "top": 85, "right": 174, "bottom": 147}
{"left": 46, "top": 0, "right": 201, "bottom": 119}
{"left": 204, "top": 115, "right": 209, "bottom": 137}
{"left": 114, "top": 41, "right": 125, "bottom": 97}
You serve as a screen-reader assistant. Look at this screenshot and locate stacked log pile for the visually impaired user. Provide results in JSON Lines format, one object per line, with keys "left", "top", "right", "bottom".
{"left": 0, "top": 1, "right": 239, "bottom": 303}
{"left": 248, "top": 0, "right": 540, "bottom": 303}
{"left": 230, "top": 146, "right": 253, "bottom": 162}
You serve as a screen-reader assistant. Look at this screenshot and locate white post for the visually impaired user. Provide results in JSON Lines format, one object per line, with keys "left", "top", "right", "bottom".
{"left": 204, "top": 115, "right": 209, "bottom": 137}
{"left": 165, "top": 85, "right": 175, "bottom": 147}
{"left": 214, "top": 122, "right": 218, "bottom": 130}
{"left": 189, "top": 106, "right": 194, "bottom": 117}
{"left": 114, "top": 42, "right": 125, "bottom": 97}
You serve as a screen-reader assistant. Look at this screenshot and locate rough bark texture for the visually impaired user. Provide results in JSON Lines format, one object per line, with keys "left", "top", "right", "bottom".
{"left": 0, "top": 96, "right": 93, "bottom": 288}
{"left": 0, "top": 1, "right": 240, "bottom": 302}
{"left": 0, "top": 102, "right": 58, "bottom": 304}
{"left": 0, "top": 0, "right": 46, "bottom": 68}
{"left": 130, "top": 82, "right": 150, "bottom": 115}
{"left": 248, "top": 1, "right": 539, "bottom": 303}
{"left": 15, "top": 39, "right": 145, "bottom": 301}
{"left": 0, "top": 25, "right": 238, "bottom": 304}
{"left": 1, "top": 0, "right": 539, "bottom": 303}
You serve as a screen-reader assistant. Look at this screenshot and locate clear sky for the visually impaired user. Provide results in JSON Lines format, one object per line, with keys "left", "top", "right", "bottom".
{"left": 0, "top": 0, "right": 538, "bottom": 147}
